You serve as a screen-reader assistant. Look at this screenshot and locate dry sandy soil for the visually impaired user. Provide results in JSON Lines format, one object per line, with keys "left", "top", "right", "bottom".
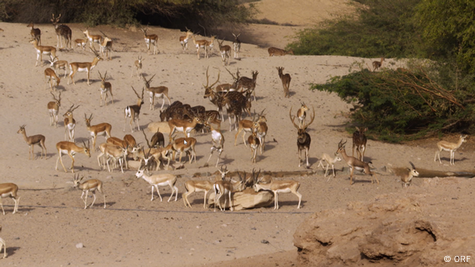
{"left": 0, "top": 1, "right": 474, "bottom": 266}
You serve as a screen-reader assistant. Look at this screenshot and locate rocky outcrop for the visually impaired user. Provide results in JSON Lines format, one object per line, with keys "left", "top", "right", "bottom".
{"left": 207, "top": 188, "right": 273, "bottom": 211}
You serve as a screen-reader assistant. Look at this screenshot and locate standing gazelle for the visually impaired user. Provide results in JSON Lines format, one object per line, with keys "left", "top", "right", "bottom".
{"left": 55, "top": 141, "right": 91, "bottom": 173}
{"left": 124, "top": 86, "right": 144, "bottom": 132}
{"left": 63, "top": 104, "right": 80, "bottom": 141}
{"left": 232, "top": 33, "right": 241, "bottom": 59}
{"left": 30, "top": 39, "right": 56, "bottom": 67}
{"left": 131, "top": 56, "right": 143, "bottom": 79}
{"left": 0, "top": 183, "right": 20, "bottom": 215}
{"left": 68, "top": 48, "right": 103, "bottom": 85}
{"left": 276, "top": 67, "right": 291, "bottom": 98}
{"left": 84, "top": 113, "right": 112, "bottom": 151}
{"left": 289, "top": 106, "right": 315, "bottom": 168}
{"left": 44, "top": 67, "right": 60, "bottom": 91}
{"left": 141, "top": 27, "right": 159, "bottom": 55}
{"left": 47, "top": 91, "right": 61, "bottom": 127}
{"left": 98, "top": 71, "right": 113, "bottom": 106}
{"left": 27, "top": 23, "right": 41, "bottom": 45}
{"left": 253, "top": 177, "right": 302, "bottom": 210}
{"left": 142, "top": 74, "right": 171, "bottom": 111}
{"left": 218, "top": 39, "right": 231, "bottom": 66}
{"left": 336, "top": 140, "right": 378, "bottom": 185}
{"left": 135, "top": 169, "right": 178, "bottom": 202}
{"left": 352, "top": 127, "right": 368, "bottom": 161}
{"left": 434, "top": 134, "right": 468, "bottom": 165}
{"left": 83, "top": 29, "right": 102, "bottom": 50}
{"left": 73, "top": 174, "right": 106, "bottom": 209}
{"left": 51, "top": 13, "right": 72, "bottom": 48}
{"left": 17, "top": 125, "right": 47, "bottom": 160}
{"left": 179, "top": 29, "right": 193, "bottom": 52}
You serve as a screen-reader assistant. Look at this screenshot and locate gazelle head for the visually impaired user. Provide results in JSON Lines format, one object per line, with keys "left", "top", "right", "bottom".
{"left": 131, "top": 86, "right": 145, "bottom": 106}
{"left": 336, "top": 140, "right": 347, "bottom": 156}
{"left": 98, "top": 70, "right": 108, "bottom": 84}
{"left": 51, "top": 13, "right": 62, "bottom": 26}
{"left": 203, "top": 67, "right": 220, "bottom": 97}
{"left": 63, "top": 104, "right": 80, "bottom": 118}
{"left": 84, "top": 113, "right": 94, "bottom": 127}
{"left": 72, "top": 173, "right": 84, "bottom": 188}
{"left": 409, "top": 161, "right": 419, "bottom": 177}
{"left": 217, "top": 165, "right": 229, "bottom": 180}
{"left": 17, "top": 124, "right": 26, "bottom": 134}
{"left": 142, "top": 74, "right": 156, "bottom": 89}
{"left": 82, "top": 140, "right": 91, "bottom": 158}
{"left": 50, "top": 91, "right": 61, "bottom": 107}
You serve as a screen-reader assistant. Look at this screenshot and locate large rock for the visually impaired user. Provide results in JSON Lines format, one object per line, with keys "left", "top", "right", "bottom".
{"left": 207, "top": 187, "right": 273, "bottom": 211}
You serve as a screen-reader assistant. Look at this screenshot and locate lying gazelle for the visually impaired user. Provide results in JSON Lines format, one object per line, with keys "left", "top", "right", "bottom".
{"left": 83, "top": 29, "right": 102, "bottom": 49}
{"left": 232, "top": 33, "right": 241, "bottom": 59}
{"left": 218, "top": 39, "right": 231, "bottom": 66}
{"left": 352, "top": 127, "right": 368, "bottom": 161}
{"left": 142, "top": 74, "right": 171, "bottom": 111}
{"left": 63, "top": 104, "right": 80, "bottom": 141}
{"left": 401, "top": 162, "right": 419, "bottom": 187}
{"left": 51, "top": 13, "right": 72, "bottom": 48}
{"left": 73, "top": 174, "right": 106, "bottom": 209}
{"left": 55, "top": 140, "right": 91, "bottom": 173}
{"left": 49, "top": 57, "right": 69, "bottom": 78}
{"left": 44, "top": 67, "right": 60, "bottom": 91}
{"left": 141, "top": 27, "right": 159, "bottom": 55}
{"left": 84, "top": 113, "right": 112, "bottom": 151}
{"left": 434, "top": 134, "right": 468, "bottom": 165}
{"left": 131, "top": 56, "right": 143, "bottom": 79}
{"left": 267, "top": 47, "right": 294, "bottom": 56}
{"left": 30, "top": 39, "right": 56, "bottom": 67}
{"left": 317, "top": 153, "right": 342, "bottom": 179}
{"left": 68, "top": 48, "right": 103, "bottom": 85}
{"left": 17, "top": 125, "right": 47, "bottom": 160}
{"left": 0, "top": 183, "right": 20, "bottom": 215}
{"left": 123, "top": 86, "right": 144, "bottom": 132}
{"left": 336, "top": 140, "right": 378, "bottom": 185}
{"left": 204, "top": 119, "right": 224, "bottom": 167}
{"left": 253, "top": 176, "right": 302, "bottom": 210}
{"left": 213, "top": 171, "right": 244, "bottom": 212}
{"left": 98, "top": 71, "right": 114, "bottom": 106}
{"left": 179, "top": 29, "right": 193, "bottom": 52}
{"left": 276, "top": 67, "right": 291, "bottom": 98}
{"left": 27, "top": 23, "right": 41, "bottom": 45}
{"left": 289, "top": 106, "right": 315, "bottom": 168}
{"left": 97, "top": 143, "right": 128, "bottom": 173}
{"left": 47, "top": 91, "right": 61, "bottom": 127}
{"left": 135, "top": 168, "right": 178, "bottom": 202}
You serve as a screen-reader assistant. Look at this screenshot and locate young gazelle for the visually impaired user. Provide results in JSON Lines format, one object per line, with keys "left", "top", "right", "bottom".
{"left": 55, "top": 140, "right": 91, "bottom": 173}
{"left": 434, "top": 134, "right": 468, "bottom": 165}
{"left": 135, "top": 168, "right": 178, "bottom": 202}
{"left": 44, "top": 67, "right": 60, "bottom": 91}
{"left": 51, "top": 13, "right": 72, "bottom": 48}
{"left": 123, "top": 86, "right": 145, "bottom": 132}
{"left": 213, "top": 173, "right": 244, "bottom": 212}
{"left": 142, "top": 74, "right": 171, "bottom": 111}
{"left": 290, "top": 107, "right": 315, "bottom": 168}
{"left": 84, "top": 113, "right": 112, "bottom": 151}
{"left": 0, "top": 183, "right": 20, "bottom": 215}
{"left": 63, "top": 104, "right": 80, "bottom": 141}
{"left": 179, "top": 29, "right": 193, "bottom": 52}
{"left": 232, "top": 33, "right": 241, "bottom": 59}
{"left": 131, "top": 56, "right": 143, "bottom": 79}
{"left": 49, "top": 57, "right": 69, "bottom": 78}
{"left": 27, "top": 23, "right": 41, "bottom": 45}
{"left": 17, "top": 125, "right": 47, "bottom": 160}
{"left": 68, "top": 48, "right": 103, "bottom": 85}
{"left": 336, "top": 140, "right": 378, "bottom": 185}
{"left": 253, "top": 177, "right": 302, "bottom": 210}
{"left": 98, "top": 71, "right": 114, "bottom": 106}
{"left": 372, "top": 57, "right": 384, "bottom": 71}
{"left": 83, "top": 29, "right": 102, "bottom": 49}
{"left": 277, "top": 67, "right": 291, "bottom": 98}
{"left": 218, "top": 39, "right": 231, "bottom": 66}
{"left": 204, "top": 120, "right": 224, "bottom": 167}
{"left": 352, "top": 127, "right": 368, "bottom": 161}
{"left": 47, "top": 91, "right": 61, "bottom": 127}
{"left": 73, "top": 174, "right": 106, "bottom": 209}
{"left": 141, "top": 27, "right": 159, "bottom": 55}
{"left": 317, "top": 153, "right": 342, "bottom": 179}
{"left": 30, "top": 39, "right": 56, "bottom": 67}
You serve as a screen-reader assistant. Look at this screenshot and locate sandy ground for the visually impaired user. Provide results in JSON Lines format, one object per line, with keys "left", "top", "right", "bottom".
{"left": 0, "top": 1, "right": 474, "bottom": 266}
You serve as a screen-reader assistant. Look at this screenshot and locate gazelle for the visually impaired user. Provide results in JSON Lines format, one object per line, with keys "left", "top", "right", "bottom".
{"left": 97, "top": 143, "right": 128, "bottom": 173}
{"left": 236, "top": 70, "right": 258, "bottom": 101}
{"left": 84, "top": 113, "right": 112, "bottom": 151}
{"left": 168, "top": 116, "right": 202, "bottom": 140}
{"left": 218, "top": 39, "right": 231, "bottom": 66}
{"left": 352, "top": 127, "right": 368, "bottom": 161}
{"left": 63, "top": 104, "right": 80, "bottom": 141}
{"left": 191, "top": 35, "right": 214, "bottom": 59}
{"left": 401, "top": 162, "right": 419, "bottom": 187}
{"left": 68, "top": 48, "right": 103, "bottom": 85}
{"left": 248, "top": 130, "right": 260, "bottom": 163}
{"left": 135, "top": 168, "right": 178, "bottom": 202}
{"left": 141, "top": 27, "right": 159, "bottom": 55}
{"left": 55, "top": 140, "right": 91, "bottom": 173}
{"left": 30, "top": 39, "right": 56, "bottom": 67}
{"left": 372, "top": 57, "right": 384, "bottom": 71}
{"left": 213, "top": 173, "right": 244, "bottom": 212}
{"left": 336, "top": 140, "right": 378, "bottom": 185}
{"left": 142, "top": 74, "right": 171, "bottom": 111}
{"left": 73, "top": 174, "right": 106, "bottom": 209}
{"left": 47, "top": 91, "right": 61, "bottom": 127}
{"left": 17, "top": 125, "right": 47, "bottom": 160}
{"left": 83, "top": 29, "right": 102, "bottom": 49}
{"left": 74, "top": 38, "right": 88, "bottom": 50}
{"left": 98, "top": 71, "right": 114, "bottom": 106}
{"left": 234, "top": 119, "right": 254, "bottom": 147}
{"left": 27, "top": 23, "right": 41, "bottom": 45}
{"left": 170, "top": 137, "right": 197, "bottom": 167}
{"left": 317, "top": 153, "right": 342, "bottom": 179}
{"left": 179, "top": 29, "right": 193, "bottom": 52}
{"left": 254, "top": 112, "right": 268, "bottom": 154}
{"left": 232, "top": 33, "right": 241, "bottom": 59}
{"left": 253, "top": 177, "right": 302, "bottom": 210}
{"left": 99, "top": 31, "right": 112, "bottom": 60}
{"left": 0, "top": 183, "right": 20, "bottom": 215}
{"left": 131, "top": 56, "right": 143, "bottom": 79}
{"left": 268, "top": 47, "right": 294, "bottom": 56}
{"left": 204, "top": 120, "right": 225, "bottom": 167}
{"left": 183, "top": 179, "right": 214, "bottom": 208}
{"left": 290, "top": 106, "right": 315, "bottom": 168}
{"left": 49, "top": 57, "right": 69, "bottom": 78}
{"left": 277, "top": 67, "right": 291, "bottom": 98}
{"left": 434, "top": 134, "right": 468, "bottom": 165}
{"left": 296, "top": 103, "right": 308, "bottom": 127}
{"left": 51, "top": 13, "right": 72, "bottom": 48}
{"left": 44, "top": 67, "right": 60, "bottom": 91}
{"left": 124, "top": 87, "right": 145, "bottom": 132}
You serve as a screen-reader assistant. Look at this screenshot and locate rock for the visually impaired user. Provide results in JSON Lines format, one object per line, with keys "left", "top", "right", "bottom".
{"left": 208, "top": 188, "right": 273, "bottom": 210}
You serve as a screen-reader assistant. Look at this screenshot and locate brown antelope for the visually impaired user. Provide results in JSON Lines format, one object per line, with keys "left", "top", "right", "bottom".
{"left": 352, "top": 127, "right": 368, "bottom": 161}
{"left": 434, "top": 134, "right": 468, "bottom": 165}
{"left": 49, "top": 57, "right": 69, "bottom": 78}
{"left": 179, "top": 29, "right": 193, "bottom": 52}
{"left": 135, "top": 168, "right": 178, "bottom": 202}
{"left": 44, "top": 67, "right": 60, "bottom": 91}
{"left": 141, "top": 27, "right": 159, "bottom": 55}
{"left": 400, "top": 162, "right": 419, "bottom": 187}
{"left": 55, "top": 140, "right": 91, "bottom": 173}
{"left": 191, "top": 35, "right": 214, "bottom": 59}
{"left": 253, "top": 177, "right": 302, "bottom": 210}
{"left": 317, "top": 153, "right": 342, "bottom": 179}
{"left": 213, "top": 173, "right": 244, "bottom": 212}
{"left": 51, "top": 14, "right": 72, "bottom": 48}
{"left": 75, "top": 38, "right": 88, "bottom": 50}
{"left": 336, "top": 140, "right": 378, "bottom": 185}
{"left": 236, "top": 70, "right": 258, "bottom": 101}
{"left": 124, "top": 86, "right": 145, "bottom": 132}
{"left": 17, "top": 125, "right": 46, "bottom": 160}
{"left": 83, "top": 29, "right": 103, "bottom": 49}
{"left": 131, "top": 56, "right": 143, "bottom": 79}
{"left": 68, "top": 48, "right": 102, "bottom": 85}
{"left": 97, "top": 143, "right": 128, "bottom": 173}
{"left": 218, "top": 39, "right": 231, "bottom": 66}
{"left": 84, "top": 113, "right": 112, "bottom": 151}
{"left": 99, "top": 31, "right": 112, "bottom": 60}
{"left": 142, "top": 74, "right": 171, "bottom": 111}
{"left": 277, "top": 67, "right": 291, "bottom": 98}
{"left": 372, "top": 57, "right": 384, "bottom": 71}
{"left": 98, "top": 71, "right": 114, "bottom": 106}
{"left": 268, "top": 47, "right": 294, "bottom": 56}
{"left": 183, "top": 179, "right": 214, "bottom": 208}
{"left": 168, "top": 116, "right": 202, "bottom": 140}
{"left": 0, "top": 183, "right": 20, "bottom": 215}
{"left": 107, "top": 134, "right": 136, "bottom": 156}
{"left": 248, "top": 130, "right": 260, "bottom": 163}
{"left": 73, "top": 174, "right": 106, "bottom": 209}
{"left": 254, "top": 111, "right": 268, "bottom": 154}
{"left": 47, "top": 91, "right": 61, "bottom": 127}
{"left": 170, "top": 137, "right": 197, "bottom": 167}
{"left": 234, "top": 119, "right": 254, "bottom": 146}
{"left": 204, "top": 120, "right": 225, "bottom": 167}
{"left": 27, "top": 23, "right": 41, "bottom": 45}
{"left": 30, "top": 39, "right": 56, "bottom": 67}
{"left": 290, "top": 107, "right": 315, "bottom": 168}
{"left": 232, "top": 33, "right": 241, "bottom": 59}
{"left": 296, "top": 103, "right": 309, "bottom": 128}
{"left": 63, "top": 104, "right": 80, "bottom": 141}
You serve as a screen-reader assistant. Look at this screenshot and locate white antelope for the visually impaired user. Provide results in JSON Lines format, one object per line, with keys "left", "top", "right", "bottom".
{"left": 44, "top": 67, "right": 60, "bottom": 91}
{"left": 84, "top": 113, "right": 112, "bottom": 151}
{"left": 123, "top": 86, "right": 144, "bottom": 132}
{"left": 47, "top": 91, "right": 61, "bottom": 127}
{"left": 135, "top": 169, "right": 178, "bottom": 202}
{"left": 73, "top": 174, "right": 106, "bottom": 209}
{"left": 141, "top": 27, "right": 159, "bottom": 55}
{"left": 63, "top": 104, "right": 80, "bottom": 141}
{"left": 30, "top": 39, "right": 56, "bottom": 67}
{"left": 83, "top": 29, "right": 103, "bottom": 49}
{"left": 170, "top": 137, "right": 197, "bottom": 167}
{"left": 142, "top": 74, "right": 171, "bottom": 111}
{"left": 213, "top": 174, "right": 244, "bottom": 212}
{"left": 0, "top": 183, "right": 20, "bottom": 215}
{"left": 98, "top": 71, "right": 114, "bottom": 106}
{"left": 55, "top": 141, "right": 91, "bottom": 173}
{"left": 234, "top": 119, "right": 254, "bottom": 147}
{"left": 17, "top": 125, "right": 47, "bottom": 160}
{"left": 434, "top": 134, "right": 467, "bottom": 165}
{"left": 253, "top": 177, "right": 302, "bottom": 210}
{"left": 68, "top": 48, "right": 103, "bottom": 85}
{"left": 336, "top": 140, "right": 378, "bottom": 185}
{"left": 317, "top": 153, "right": 342, "bottom": 179}
{"left": 191, "top": 35, "right": 214, "bottom": 59}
